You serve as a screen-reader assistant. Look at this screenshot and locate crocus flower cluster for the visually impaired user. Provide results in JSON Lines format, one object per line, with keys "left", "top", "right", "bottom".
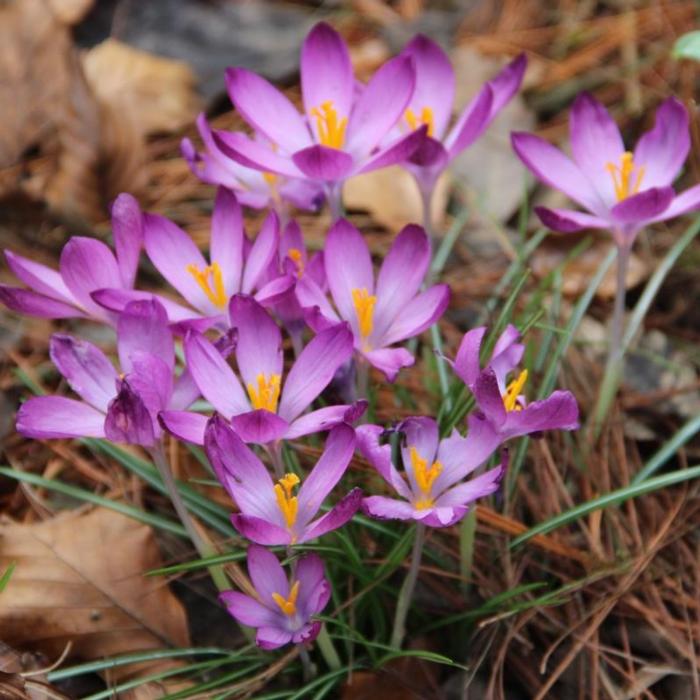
{"left": 26, "top": 19, "right": 700, "bottom": 663}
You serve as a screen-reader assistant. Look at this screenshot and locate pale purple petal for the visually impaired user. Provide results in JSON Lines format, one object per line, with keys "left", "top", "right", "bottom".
{"left": 247, "top": 544, "right": 289, "bottom": 604}
{"left": 230, "top": 410, "right": 289, "bottom": 444}
{"left": 219, "top": 591, "right": 277, "bottom": 627}
{"left": 649, "top": 184, "right": 700, "bottom": 223}
{"left": 486, "top": 53, "right": 527, "bottom": 118}
{"left": 126, "top": 353, "right": 173, "bottom": 415}
{"left": 117, "top": 299, "right": 173, "bottom": 373}
{"left": 399, "top": 416, "right": 439, "bottom": 470}
{"left": 254, "top": 274, "right": 296, "bottom": 307}
{"left": 169, "top": 367, "right": 201, "bottom": 411}
{"left": 356, "top": 424, "right": 412, "bottom": 499}
{"left": 634, "top": 97, "right": 690, "bottom": 189}
{"left": 363, "top": 347, "right": 414, "bottom": 382}
{"left": 610, "top": 186, "right": 674, "bottom": 225}
{"left": 301, "top": 487, "right": 362, "bottom": 541}
{"left": 0, "top": 287, "right": 84, "bottom": 319}
{"left": 49, "top": 334, "right": 117, "bottom": 412}
{"left": 295, "top": 275, "right": 340, "bottom": 326}
{"left": 104, "top": 379, "right": 157, "bottom": 447}
{"left": 111, "top": 193, "right": 143, "bottom": 289}
{"left": 284, "top": 403, "right": 361, "bottom": 440}
{"left": 256, "top": 626, "right": 293, "bottom": 650}
{"left": 535, "top": 206, "right": 609, "bottom": 233}
{"left": 474, "top": 368, "right": 507, "bottom": 428}
{"left": 444, "top": 84, "right": 493, "bottom": 160}
{"left": 362, "top": 495, "right": 417, "bottom": 521}
{"left": 302, "top": 23, "right": 353, "bottom": 132}
{"left": 59, "top": 237, "right": 122, "bottom": 317}
{"left": 225, "top": 68, "right": 312, "bottom": 152}
{"left": 325, "top": 219, "right": 374, "bottom": 324}
{"left": 292, "top": 145, "right": 354, "bottom": 182}
{"left": 17, "top": 396, "right": 105, "bottom": 439}
{"left": 210, "top": 187, "right": 244, "bottom": 297}
{"left": 297, "top": 424, "right": 356, "bottom": 524}
{"left": 346, "top": 55, "right": 415, "bottom": 156}
{"left": 231, "top": 514, "right": 291, "bottom": 546}
{"left": 569, "top": 92, "right": 625, "bottom": 205}
{"left": 356, "top": 127, "right": 427, "bottom": 174}
{"left": 279, "top": 323, "right": 353, "bottom": 422}
{"left": 184, "top": 331, "right": 250, "bottom": 417}
{"left": 511, "top": 132, "right": 604, "bottom": 214}
{"left": 502, "top": 390, "right": 579, "bottom": 438}
{"left": 242, "top": 211, "right": 279, "bottom": 294}
{"left": 379, "top": 284, "right": 450, "bottom": 347}
{"left": 5, "top": 250, "right": 73, "bottom": 303}
{"left": 453, "top": 326, "right": 486, "bottom": 387}
{"left": 159, "top": 410, "right": 207, "bottom": 445}
{"left": 90, "top": 287, "right": 198, "bottom": 324}
{"left": 294, "top": 552, "right": 325, "bottom": 600}
{"left": 435, "top": 463, "right": 505, "bottom": 508}
{"left": 401, "top": 34, "right": 455, "bottom": 140}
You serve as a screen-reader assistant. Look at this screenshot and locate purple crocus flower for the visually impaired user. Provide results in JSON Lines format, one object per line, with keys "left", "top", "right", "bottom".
{"left": 358, "top": 416, "right": 505, "bottom": 527}
{"left": 214, "top": 22, "right": 425, "bottom": 212}
{"left": 295, "top": 219, "right": 450, "bottom": 381}
{"left": 220, "top": 545, "right": 330, "bottom": 649}
{"left": 206, "top": 419, "right": 362, "bottom": 545}
{"left": 182, "top": 113, "right": 324, "bottom": 212}
{"left": 511, "top": 93, "right": 700, "bottom": 248}
{"left": 16, "top": 299, "right": 199, "bottom": 447}
{"left": 451, "top": 325, "right": 579, "bottom": 439}
{"left": 0, "top": 193, "right": 143, "bottom": 323}
{"left": 397, "top": 36, "right": 526, "bottom": 203}
{"left": 160, "top": 294, "right": 358, "bottom": 445}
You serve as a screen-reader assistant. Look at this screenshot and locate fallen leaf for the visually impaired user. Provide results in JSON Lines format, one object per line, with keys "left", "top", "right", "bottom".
{"left": 46, "top": 0, "right": 93, "bottom": 25}
{"left": 344, "top": 166, "right": 450, "bottom": 233}
{"left": 0, "top": 507, "right": 191, "bottom": 696}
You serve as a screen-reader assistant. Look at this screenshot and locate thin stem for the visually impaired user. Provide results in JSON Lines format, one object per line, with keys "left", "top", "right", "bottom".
{"left": 149, "top": 442, "right": 229, "bottom": 592}
{"left": 355, "top": 356, "right": 369, "bottom": 402}
{"left": 316, "top": 626, "right": 342, "bottom": 671}
{"left": 326, "top": 183, "right": 344, "bottom": 221}
{"left": 299, "top": 647, "right": 315, "bottom": 682}
{"left": 390, "top": 522, "right": 426, "bottom": 649}
{"left": 420, "top": 184, "right": 434, "bottom": 245}
{"left": 267, "top": 441, "right": 285, "bottom": 479}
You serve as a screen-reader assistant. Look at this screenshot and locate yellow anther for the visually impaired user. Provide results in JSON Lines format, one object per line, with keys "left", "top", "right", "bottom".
{"left": 351, "top": 288, "right": 376, "bottom": 341}
{"left": 186, "top": 262, "right": 227, "bottom": 308}
{"left": 503, "top": 369, "right": 528, "bottom": 412}
{"left": 606, "top": 151, "right": 645, "bottom": 202}
{"left": 287, "top": 248, "right": 305, "bottom": 278}
{"left": 414, "top": 498, "right": 435, "bottom": 511}
{"left": 310, "top": 100, "right": 348, "bottom": 150}
{"left": 274, "top": 473, "right": 300, "bottom": 528}
{"left": 272, "top": 580, "right": 300, "bottom": 617}
{"left": 246, "top": 373, "right": 281, "bottom": 413}
{"left": 405, "top": 106, "right": 435, "bottom": 137}
{"left": 409, "top": 446, "right": 442, "bottom": 498}
{"left": 263, "top": 171, "right": 278, "bottom": 187}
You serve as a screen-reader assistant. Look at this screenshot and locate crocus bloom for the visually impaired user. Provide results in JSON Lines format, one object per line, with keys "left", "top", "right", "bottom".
{"left": 93, "top": 188, "right": 293, "bottom": 331}
{"left": 451, "top": 325, "right": 579, "bottom": 439}
{"left": 296, "top": 219, "right": 450, "bottom": 381}
{"left": 160, "top": 294, "right": 358, "bottom": 445}
{"left": 182, "top": 113, "right": 324, "bottom": 211}
{"left": 206, "top": 419, "right": 362, "bottom": 545}
{"left": 215, "top": 22, "right": 425, "bottom": 203}
{"left": 397, "top": 36, "right": 526, "bottom": 198}
{"left": 0, "top": 193, "right": 143, "bottom": 322}
{"left": 220, "top": 545, "right": 330, "bottom": 649}
{"left": 358, "top": 416, "right": 505, "bottom": 527}
{"left": 512, "top": 93, "right": 700, "bottom": 248}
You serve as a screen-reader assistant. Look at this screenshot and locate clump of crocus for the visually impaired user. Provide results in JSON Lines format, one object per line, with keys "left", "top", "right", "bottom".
{"left": 160, "top": 294, "right": 358, "bottom": 447}
{"left": 0, "top": 193, "right": 144, "bottom": 323}
{"left": 296, "top": 219, "right": 450, "bottom": 388}
{"left": 17, "top": 299, "right": 198, "bottom": 446}
{"left": 221, "top": 545, "right": 330, "bottom": 649}
{"left": 214, "top": 22, "right": 426, "bottom": 218}
{"left": 182, "top": 114, "right": 324, "bottom": 214}
{"left": 206, "top": 419, "right": 361, "bottom": 545}
{"left": 358, "top": 416, "right": 506, "bottom": 527}
{"left": 397, "top": 36, "right": 526, "bottom": 236}
{"left": 451, "top": 325, "right": 579, "bottom": 440}
{"left": 511, "top": 94, "right": 700, "bottom": 383}
{"left": 94, "top": 188, "right": 293, "bottom": 331}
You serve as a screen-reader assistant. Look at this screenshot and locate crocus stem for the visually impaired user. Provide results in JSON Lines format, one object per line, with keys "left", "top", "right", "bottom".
{"left": 419, "top": 183, "right": 435, "bottom": 253}
{"left": 149, "top": 442, "right": 229, "bottom": 592}
{"left": 390, "top": 522, "right": 426, "bottom": 649}
{"left": 268, "top": 441, "right": 285, "bottom": 479}
{"left": 355, "top": 356, "right": 369, "bottom": 401}
{"left": 458, "top": 507, "right": 477, "bottom": 594}
{"left": 591, "top": 241, "right": 632, "bottom": 436}
{"left": 316, "top": 625, "right": 342, "bottom": 670}
{"left": 327, "top": 183, "right": 344, "bottom": 221}
{"left": 299, "top": 647, "right": 315, "bottom": 682}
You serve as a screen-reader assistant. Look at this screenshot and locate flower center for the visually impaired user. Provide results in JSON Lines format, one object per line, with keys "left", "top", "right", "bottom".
{"left": 247, "top": 373, "right": 281, "bottom": 413}
{"left": 287, "top": 248, "right": 304, "bottom": 278}
{"left": 263, "top": 171, "right": 278, "bottom": 187}
{"left": 272, "top": 580, "right": 300, "bottom": 617}
{"left": 351, "top": 288, "right": 376, "bottom": 344}
{"left": 503, "top": 369, "right": 528, "bottom": 412}
{"left": 186, "top": 262, "right": 227, "bottom": 308}
{"left": 310, "top": 100, "right": 347, "bottom": 150}
{"left": 274, "top": 472, "right": 300, "bottom": 529}
{"left": 409, "top": 446, "right": 442, "bottom": 510}
{"left": 606, "top": 151, "right": 645, "bottom": 202}
{"left": 405, "top": 106, "right": 435, "bottom": 137}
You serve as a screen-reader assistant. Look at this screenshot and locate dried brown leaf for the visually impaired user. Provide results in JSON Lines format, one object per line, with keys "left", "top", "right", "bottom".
{"left": 46, "top": 0, "right": 94, "bottom": 25}
{"left": 0, "top": 507, "right": 191, "bottom": 694}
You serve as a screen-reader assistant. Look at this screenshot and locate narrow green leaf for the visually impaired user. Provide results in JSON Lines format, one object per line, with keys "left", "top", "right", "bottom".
{"left": 0, "top": 562, "right": 16, "bottom": 592}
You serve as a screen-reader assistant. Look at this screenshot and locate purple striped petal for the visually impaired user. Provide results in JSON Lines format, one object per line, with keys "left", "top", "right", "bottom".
{"left": 90, "top": 287, "right": 198, "bottom": 324}
{"left": 278, "top": 322, "right": 353, "bottom": 422}
{"left": 634, "top": 97, "right": 690, "bottom": 189}
{"left": 292, "top": 145, "right": 354, "bottom": 182}
{"left": 0, "top": 287, "right": 84, "bottom": 319}
{"left": 453, "top": 326, "right": 486, "bottom": 387}
{"left": 650, "top": 184, "right": 700, "bottom": 223}
{"left": 357, "top": 126, "right": 427, "bottom": 174}
{"left": 535, "top": 206, "right": 609, "bottom": 233}
{"left": 362, "top": 495, "right": 417, "bottom": 521}
{"left": 210, "top": 187, "right": 244, "bottom": 297}
{"left": 230, "top": 409, "right": 289, "bottom": 444}
{"left": 159, "top": 410, "right": 207, "bottom": 445}
{"left": 117, "top": 299, "right": 173, "bottom": 374}
{"left": 295, "top": 275, "right": 341, "bottom": 327}
{"left": 285, "top": 403, "right": 362, "bottom": 440}
{"left": 502, "top": 390, "right": 579, "bottom": 438}
{"left": 213, "top": 130, "right": 305, "bottom": 179}
{"left": 356, "top": 424, "right": 412, "bottom": 499}
{"left": 111, "top": 193, "right": 143, "bottom": 289}
{"left": 231, "top": 514, "right": 291, "bottom": 546}
{"left": 5, "top": 250, "right": 73, "bottom": 303}
{"left": 486, "top": 53, "right": 527, "bottom": 118}
{"left": 17, "top": 396, "right": 105, "bottom": 439}
{"left": 363, "top": 347, "right": 414, "bottom": 382}
{"left": 219, "top": 590, "right": 277, "bottom": 627}
{"left": 225, "top": 68, "right": 312, "bottom": 153}
{"left": 247, "top": 544, "right": 289, "bottom": 603}
{"left": 444, "top": 84, "right": 493, "bottom": 160}
{"left": 610, "top": 186, "right": 674, "bottom": 225}
{"left": 379, "top": 284, "right": 450, "bottom": 347}
{"left": 474, "top": 368, "right": 507, "bottom": 428}
{"left": 242, "top": 211, "right": 279, "bottom": 295}
{"left": 49, "top": 334, "right": 117, "bottom": 412}
{"left": 126, "top": 353, "right": 173, "bottom": 415}
{"left": 436, "top": 462, "right": 505, "bottom": 511}
{"left": 295, "top": 553, "right": 329, "bottom": 616}
{"left": 302, "top": 23, "right": 353, "bottom": 134}
{"left": 184, "top": 331, "right": 250, "bottom": 417}
{"left": 256, "top": 626, "right": 293, "bottom": 650}
{"left": 301, "top": 487, "right": 362, "bottom": 541}
{"left": 104, "top": 379, "right": 157, "bottom": 446}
